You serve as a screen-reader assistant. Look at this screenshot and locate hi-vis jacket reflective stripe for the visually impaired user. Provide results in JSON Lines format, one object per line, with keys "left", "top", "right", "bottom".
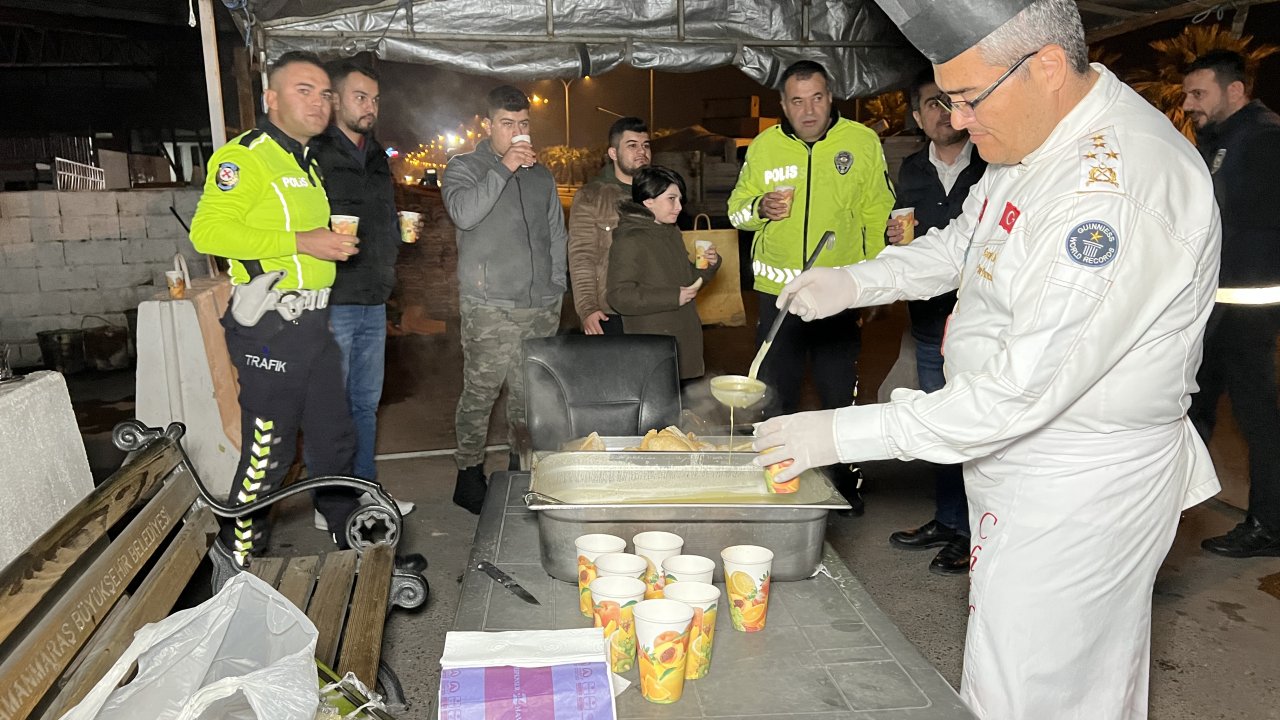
{"left": 823, "top": 65, "right": 1221, "bottom": 720}
{"left": 191, "top": 125, "right": 334, "bottom": 291}
{"left": 1216, "top": 286, "right": 1280, "bottom": 304}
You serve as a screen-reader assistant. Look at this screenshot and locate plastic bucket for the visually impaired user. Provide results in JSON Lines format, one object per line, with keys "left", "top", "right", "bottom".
{"left": 37, "top": 329, "right": 85, "bottom": 374}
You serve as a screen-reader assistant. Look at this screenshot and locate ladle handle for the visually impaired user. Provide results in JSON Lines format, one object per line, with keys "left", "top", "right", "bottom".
{"left": 763, "top": 230, "right": 836, "bottom": 346}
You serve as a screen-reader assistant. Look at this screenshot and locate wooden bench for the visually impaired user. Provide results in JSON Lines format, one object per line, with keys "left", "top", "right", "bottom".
{"left": 0, "top": 421, "right": 427, "bottom": 720}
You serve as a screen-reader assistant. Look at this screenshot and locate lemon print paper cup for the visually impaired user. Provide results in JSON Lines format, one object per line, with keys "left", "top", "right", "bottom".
{"left": 576, "top": 534, "right": 627, "bottom": 617}
{"left": 589, "top": 576, "right": 646, "bottom": 673}
{"left": 721, "top": 545, "right": 774, "bottom": 632}
{"left": 632, "top": 531, "right": 683, "bottom": 599}
{"left": 634, "top": 598, "right": 694, "bottom": 704}
{"left": 662, "top": 581, "right": 721, "bottom": 680}
{"left": 662, "top": 554, "right": 715, "bottom": 585}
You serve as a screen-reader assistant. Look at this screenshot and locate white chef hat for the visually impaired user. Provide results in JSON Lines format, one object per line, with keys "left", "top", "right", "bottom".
{"left": 872, "top": 0, "right": 1037, "bottom": 64}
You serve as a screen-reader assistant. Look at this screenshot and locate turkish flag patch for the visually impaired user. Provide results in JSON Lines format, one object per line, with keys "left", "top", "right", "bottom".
{"left": 999, "top": 202, "right": 1020, "bottom": 233}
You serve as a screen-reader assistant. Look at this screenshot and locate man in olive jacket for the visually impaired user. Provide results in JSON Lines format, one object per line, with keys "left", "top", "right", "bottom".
{"left": 568, "top": 116, "right": 651, "bottom": 335}
{"left": 442, "top": 85, "right": 567, "bottom": 514}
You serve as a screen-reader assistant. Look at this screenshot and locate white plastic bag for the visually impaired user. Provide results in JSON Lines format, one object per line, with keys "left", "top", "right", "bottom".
{"left": 61, "top": 573, "right": 319, "bottom": 720}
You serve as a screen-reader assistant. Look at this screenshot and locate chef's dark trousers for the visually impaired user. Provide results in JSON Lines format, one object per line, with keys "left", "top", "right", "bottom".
{"left": 1189, "top": 304, "right": 1280, "bottom": 532}
{"left": 755, "top": 291, "right": 861, "bottom": 417}
{"left": 220, "top": 306, "right": 360, "bottom": 564}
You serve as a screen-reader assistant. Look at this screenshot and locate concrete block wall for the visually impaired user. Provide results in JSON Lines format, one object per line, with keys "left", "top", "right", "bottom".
{"left": 0, "top": 189, "right": 206, "bottom": 368}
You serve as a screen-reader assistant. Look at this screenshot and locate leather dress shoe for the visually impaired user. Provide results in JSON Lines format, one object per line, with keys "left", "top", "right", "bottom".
{"left": 928, "top": 536, "right": 971, "bottom": 576}
{"left": 1202, "top": 516, "right": 1280, "bottom": 558}
{"left": 837, "top": 491, "right": 865, "bottom": 517}
{"left": 889, "top": 519, "right": 958, "bottom": 550}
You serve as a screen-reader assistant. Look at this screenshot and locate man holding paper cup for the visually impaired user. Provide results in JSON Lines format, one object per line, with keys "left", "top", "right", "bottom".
{"left": 190, "top": 52, "right": 364, "bottom": 566}
{"left": 753, "top": 1, "right": 1221, "bottom": 716}
{"left": 308, "top": 61, "right": 414, "bottom": 518}
{"left": 885, "top": 69, "right": 988, "bottom": 576}
{"left": 728, "top": 59, "right": 895, "bottom": 515}
{"left": 442, "top": 85, "right": 567, "bottom": 514}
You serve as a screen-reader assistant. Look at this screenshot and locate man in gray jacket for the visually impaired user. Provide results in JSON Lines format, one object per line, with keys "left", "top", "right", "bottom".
{"left": 442, "top": 85, "right": 567, "bottom": 514}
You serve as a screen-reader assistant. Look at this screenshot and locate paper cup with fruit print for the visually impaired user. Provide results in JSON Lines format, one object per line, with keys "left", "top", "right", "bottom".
{"left": 576, "top": 534, "right": 627, "bottom": 617}
{"left": 632, "top": 531, "right": 683, "bottom": 599}
{"left": 633, "top": 599, "right": 695, "bottom": 704}
{"left": 661, "top": 581, "right": 721, "bottom": 680}
{"left": 721, "top": 545, "right": 774, "bottom": 632}
{"left": 589, "top": 576, "right": 646, "bottom": 673}
{"left": 594, "top": 552, "right": 649, "bottom": 584}
{"left": 662, "top": 554, "right": 715, "bottom": 586}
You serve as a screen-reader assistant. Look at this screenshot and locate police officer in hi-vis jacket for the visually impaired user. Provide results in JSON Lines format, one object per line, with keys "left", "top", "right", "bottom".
{"left": 191, "top": 51, "right": 362, "bottom": 566}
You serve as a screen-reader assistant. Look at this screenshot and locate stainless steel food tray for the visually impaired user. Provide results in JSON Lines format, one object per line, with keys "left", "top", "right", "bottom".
{"left": 526, "top": 451, "right": 850, "bottom": 583}
{"left": 555, "top": 435, "right": 754, "bottom": 452}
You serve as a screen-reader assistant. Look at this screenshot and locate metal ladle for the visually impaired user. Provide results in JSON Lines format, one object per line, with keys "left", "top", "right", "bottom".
{"left": 712, "top": 230, "right": 836, "bottom": 409}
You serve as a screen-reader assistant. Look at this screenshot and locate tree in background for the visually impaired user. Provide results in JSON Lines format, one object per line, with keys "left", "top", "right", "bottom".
{"left": 1128, "top": 24, "right": 1279, "bottom": 141}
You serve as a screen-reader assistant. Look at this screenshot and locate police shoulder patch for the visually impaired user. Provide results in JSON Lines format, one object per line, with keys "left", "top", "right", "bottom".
{"left": 1065, "top": 219, "right": 1118, "bottom": 268}
{"left": 216, "top": 162, "right": 240, "bottom": 191}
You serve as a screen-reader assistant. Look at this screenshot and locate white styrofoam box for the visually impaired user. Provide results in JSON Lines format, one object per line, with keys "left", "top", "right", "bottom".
{"left": 135, "top": 299, "right": 238, "bottom": 498}
{"left": 0, "top": 371, "right": 94, "bottom": 565}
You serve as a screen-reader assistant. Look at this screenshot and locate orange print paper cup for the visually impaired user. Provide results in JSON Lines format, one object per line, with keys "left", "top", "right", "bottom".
{"left": 594, "top": 552, "right": 649, "bottom": 584}
{"left": 721, "top": 545, "right": 773, "bottom": 632}
{"left": 589, "top": 576, "right": 646, "bottom": 673}
{"left": 632, "top": 531, "right": 683, "bottom": 599}
{"left": 662, "top": 581, "right": 721, "bottom": 680}
{"left": 576, "top": 534, "right": 627, "bottom": 617}
{"left": 662, "top": 554, "right": 715, "bottom": 586}
{"left": 330, "top": 214, "right": 360, "bottom": 236}
{"left": 764, "top": 459, "right": 799, "bottom": 493}
{"left": 634, "top": 599, "right": 694, "bottom": 704}
{"left": 890, "top": 207, "right": 916, "bottom": 245}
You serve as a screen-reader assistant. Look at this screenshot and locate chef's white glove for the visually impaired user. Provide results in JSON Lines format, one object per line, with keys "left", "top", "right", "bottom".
{"left": 752, "top": 409, "right": 840, "bottom": 482}
{"left": 776, "top": 267, "right": 859, "bottom": 322}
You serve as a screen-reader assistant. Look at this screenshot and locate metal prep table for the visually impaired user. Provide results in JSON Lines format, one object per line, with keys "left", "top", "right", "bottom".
{"left": 453, "top": 471, "right": 978, "bottom": 720}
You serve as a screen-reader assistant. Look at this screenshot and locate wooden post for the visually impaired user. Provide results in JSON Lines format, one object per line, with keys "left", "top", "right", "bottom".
{"left": 198, "top": 0, "right": 228, "bottom": 148}
{"left": 233, "top": 45, "right": 257, "bottom": 134}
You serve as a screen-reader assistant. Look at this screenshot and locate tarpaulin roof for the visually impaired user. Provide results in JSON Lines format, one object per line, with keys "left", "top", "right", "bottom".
{"left": 244, "top": 0, "right": 1261, "bottom": 97}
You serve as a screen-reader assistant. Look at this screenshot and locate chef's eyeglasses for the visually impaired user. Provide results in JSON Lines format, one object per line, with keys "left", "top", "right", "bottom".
{"left": 937, "top": 49, "right": 1040, "bottom": 117}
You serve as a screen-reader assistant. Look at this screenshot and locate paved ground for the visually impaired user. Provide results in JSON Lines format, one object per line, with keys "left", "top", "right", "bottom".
{"left": 62, "top": 289, "right": 1280, "bottom": 720}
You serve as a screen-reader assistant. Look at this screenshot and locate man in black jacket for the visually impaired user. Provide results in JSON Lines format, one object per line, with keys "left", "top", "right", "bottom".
{"left": 1183, "top": 50, "right": 1280, "bottom": 557}
{"left": 309, "top": 61, "right": 412, "bottom": 515}
{"left": 885, "top": 69, "right": 987, "bottom": 575}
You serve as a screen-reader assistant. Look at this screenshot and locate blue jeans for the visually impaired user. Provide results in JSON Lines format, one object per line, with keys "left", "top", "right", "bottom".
{"left": 916, "top": 337, "right": 969, "bottom": 536}
{"left": 327, "top": 304, "right": 387, "bottom": 480}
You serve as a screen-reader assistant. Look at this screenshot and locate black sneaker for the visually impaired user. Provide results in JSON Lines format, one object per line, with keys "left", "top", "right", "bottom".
{"left": 1201, "top": 516, "right": 1280, "bottom": 558}
{"left": 453, "top": 464, "right": 487, "bottom": 515}
{"left": 834, "top": 465, "right": 865, "bottom": 517}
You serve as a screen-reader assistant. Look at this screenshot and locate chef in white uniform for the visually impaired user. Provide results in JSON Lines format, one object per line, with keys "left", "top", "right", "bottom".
{"left": 753, "top": 0, "right": 1222, "bottom": 717}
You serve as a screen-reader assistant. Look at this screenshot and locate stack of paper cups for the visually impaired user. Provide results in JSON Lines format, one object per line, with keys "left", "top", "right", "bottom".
{"left": 575, "top": 534, "right": 627, "bottom": 617}
{"left": 633, "top": 531, "right": 684, "bottom": 599}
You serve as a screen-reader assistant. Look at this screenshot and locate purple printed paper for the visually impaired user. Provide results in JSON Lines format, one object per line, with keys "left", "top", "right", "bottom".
{"left": 438, "top": 662, "right": 615, "bottom": 720}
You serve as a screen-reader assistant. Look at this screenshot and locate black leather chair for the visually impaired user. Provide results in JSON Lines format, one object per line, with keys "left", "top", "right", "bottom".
{"left": 522, "top": 334, "right": 682, "bottom": 451}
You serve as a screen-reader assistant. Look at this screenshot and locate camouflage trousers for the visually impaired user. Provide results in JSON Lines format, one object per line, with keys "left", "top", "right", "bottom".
{"left": 456, "top": 297, "right": 561, "bottom": 468}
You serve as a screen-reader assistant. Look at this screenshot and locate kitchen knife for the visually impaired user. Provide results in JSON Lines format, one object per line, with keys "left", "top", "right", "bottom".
{"left": 476, "top": 561, "right": 541, "bottom": 605}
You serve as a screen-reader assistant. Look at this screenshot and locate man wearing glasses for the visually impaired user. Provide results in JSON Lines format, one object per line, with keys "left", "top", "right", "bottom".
{"left": 753, "top": 0, "right": 1221, "bottom": 716}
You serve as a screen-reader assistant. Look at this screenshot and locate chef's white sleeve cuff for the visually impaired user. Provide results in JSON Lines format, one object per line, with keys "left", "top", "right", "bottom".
{"left": 833, "top": 403, "right": 894, "bottom": 464}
